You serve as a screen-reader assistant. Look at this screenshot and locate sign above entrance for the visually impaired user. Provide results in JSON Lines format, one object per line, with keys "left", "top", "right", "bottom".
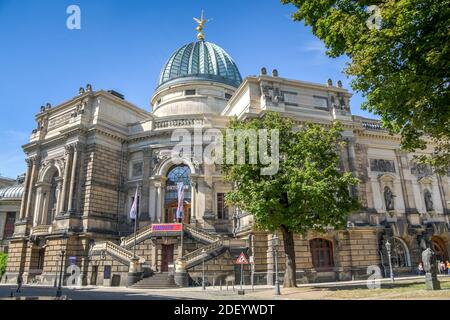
{"left": 151, "top": 223, "right": 183, "bottom": 233}
{"left": 235, "top": 252, "right": 249, "bottom": 265}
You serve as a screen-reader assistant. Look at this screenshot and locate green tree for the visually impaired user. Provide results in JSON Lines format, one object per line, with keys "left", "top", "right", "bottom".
{"left": 222, "top": 113, "right": 359, "bottom": 287}
{"left": 0, "top": 253, "right": 7, "bottom": 280}
{"left": 282, "top": 0, "right": 450, "bottom": 174}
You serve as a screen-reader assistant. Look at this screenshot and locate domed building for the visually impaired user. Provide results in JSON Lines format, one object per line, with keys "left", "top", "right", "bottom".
{"left": 4, "top": 14, "right": 450, "bottom": 288}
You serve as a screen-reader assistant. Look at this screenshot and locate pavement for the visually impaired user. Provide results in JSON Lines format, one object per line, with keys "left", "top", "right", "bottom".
{"left": 1, "top": 275, "right": 449, "bottom": 300}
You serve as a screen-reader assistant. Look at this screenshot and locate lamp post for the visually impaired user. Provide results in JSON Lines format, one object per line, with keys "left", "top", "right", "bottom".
{"left": 56, "top": 231, "right": 68, "bottom": 298}
{"left": 272, "top": 234, "right": 281, "bottom": 296}
{"left": 202, "top": 249, "right": 206, "bottom": 290}
{"left": 385, "top": 240, "right": 395, "bottom": 284}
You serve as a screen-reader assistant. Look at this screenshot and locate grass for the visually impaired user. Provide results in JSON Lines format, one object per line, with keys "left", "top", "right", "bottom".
{"left": 324, "top": 278, "right": 450, "bottom": 300}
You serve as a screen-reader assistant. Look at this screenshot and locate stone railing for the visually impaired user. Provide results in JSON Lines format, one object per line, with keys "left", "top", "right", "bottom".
{"left": 183, "top": 224, "right": 220, "bottom": 244}
{"left": 154, "top": 119, "right": 204, "bottom": 130}
{"left": 182, "top": 239, "right": 224, "bottom": 268}
{"left": 31, "top": 225, "right": 51, "bottom": 236}
{"left": 91, "top": 241, "right": 145, "bottom": 265}
{"left": 121, "top": 225, "right": 153, "bottom": 248}
{"left": 362, "top": 121, "right": 384, "bottom": 131}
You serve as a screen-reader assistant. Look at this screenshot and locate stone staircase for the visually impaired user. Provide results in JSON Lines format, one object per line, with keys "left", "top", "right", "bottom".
{"left": 120, "top": 225, "right": 153, "bottom": 249}
{"left": 90, "top": 241, "right": 145, "bottom": 266}
{"left": 131, "top": 273, "right": 178, "bottom": 289}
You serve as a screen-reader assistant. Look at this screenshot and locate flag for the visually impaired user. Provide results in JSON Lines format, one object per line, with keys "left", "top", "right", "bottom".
{"left": 176, "top": 182, "right": 184, "bottom": 220}
{"left": 130, "top": 187, "right": 138, "bottom": 220}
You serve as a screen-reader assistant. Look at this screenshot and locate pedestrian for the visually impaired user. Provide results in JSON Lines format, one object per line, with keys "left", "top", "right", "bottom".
{"left": 439, "top": 261, "right": 446, "bottom": 274}
{"left": 16, "top": 273, "right": 23, "bottom": 293}
{"left": 418, "top": 262, "right": 424, "bottom": 276}
{"left": 447, "top": 261, "right": 450, "bottom": 275}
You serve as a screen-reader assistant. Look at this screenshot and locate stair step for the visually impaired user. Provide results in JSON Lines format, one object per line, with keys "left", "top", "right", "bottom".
{"left": 131, "top": 273, "right": 178, "bottom": 289}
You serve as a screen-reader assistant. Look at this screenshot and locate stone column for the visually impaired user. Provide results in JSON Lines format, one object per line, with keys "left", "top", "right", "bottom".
{"left": 155, "top": 180, "right": 166, "bottom": 223}
{"left": 141, "top": 147, "right": 151, "bottom": 221}
{"left": 59, "top": 145, "right": 73, "bottom": 214}
{"left": 32, "top": 188, "right": 43, "bottom": 227}
{"left": 40, "top": 191, "right": 50, "bottom": 225}
{"left": 67, "top": 144, "right": 79, "bottom": 214}
{"left": 149, "top": 181, "right": 157, "bottom": 222}
{"left": 190, "top": 175, "right": 199, "bottom": 223}
{"left": 25, "top": 156, "right": 39, "bottom": 220}
{"left": 19, "top": 160, "right": 33, "bottom": 220}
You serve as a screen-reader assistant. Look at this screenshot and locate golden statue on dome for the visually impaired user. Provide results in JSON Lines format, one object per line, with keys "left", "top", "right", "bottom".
{"left": 193, "top": 10, "right": 212, "bottom": 41}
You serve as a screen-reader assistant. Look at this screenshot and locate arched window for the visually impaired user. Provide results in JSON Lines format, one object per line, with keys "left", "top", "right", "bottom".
{"left": 310, "top": 238, "right": 334, "bottom": 270}
{"left": 390, "top": 238, "right": 410, "bottom": 268}
{"left": 164, "top": 165, "right": 191, "bottom": 223}
{"left": 165, "top": 165, "right": 191, "bottom": 203}
{"left": 432, "top": 237, "right": 448, "bottom": 263}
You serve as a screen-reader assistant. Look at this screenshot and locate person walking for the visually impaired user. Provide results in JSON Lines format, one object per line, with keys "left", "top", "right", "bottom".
{"left": 446, "top": 261, "right": 450, "bottom": 275}
{"left": 16, "top": 273, "right": 23, "bottom": 293}
{"left": 439, "top": 261, "right": 446, "bottom": 274}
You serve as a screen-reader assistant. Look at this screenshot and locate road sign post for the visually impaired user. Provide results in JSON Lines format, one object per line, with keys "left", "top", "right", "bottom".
{"left": 235, "top": 252, "right": 249, "bottom": 295}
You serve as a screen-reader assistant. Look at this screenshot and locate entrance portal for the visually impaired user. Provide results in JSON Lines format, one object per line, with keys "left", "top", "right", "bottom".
{"left": 164, "top": 200, "right": 191, "bottom": 224}
{"left": 161, "top": 244, "right": 174, "bottom": 272}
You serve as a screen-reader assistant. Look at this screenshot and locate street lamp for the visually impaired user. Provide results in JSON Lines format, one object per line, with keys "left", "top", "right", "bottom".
{"left": 385, "top": 240, "right": 395, "bottom": 284}
{"left": 202, "top": 249, "right": 206, "bottom": 290}
{"left": 56, "top": 231, "right": 68, "bottom": 298}
{"left": 272, "top": 234, "right": 281, "bottom": 296}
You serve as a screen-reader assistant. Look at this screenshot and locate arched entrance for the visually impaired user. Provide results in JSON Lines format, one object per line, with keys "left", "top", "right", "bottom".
{"left": 431, "top": 236, "right": 448, "bottom": 263}
{"left": 164, "top": 165, "right": 191, "bottom": 224}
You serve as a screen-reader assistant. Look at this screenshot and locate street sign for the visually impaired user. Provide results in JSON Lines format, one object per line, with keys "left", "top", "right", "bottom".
{"left": 235, "top": 252, "right": 249, "bottom": 265}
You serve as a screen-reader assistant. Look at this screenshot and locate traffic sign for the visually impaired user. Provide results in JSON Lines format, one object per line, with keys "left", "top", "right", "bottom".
{"left": 235, "top": 252, "right": 249, "bottom": 265}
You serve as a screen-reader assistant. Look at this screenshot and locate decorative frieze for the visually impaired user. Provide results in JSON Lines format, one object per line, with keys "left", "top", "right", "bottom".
{"left": 370, "top": 159, "right": 396, "bottom": 173}
{"left": 410, "top": 162, "right": 433, "bottom": 177}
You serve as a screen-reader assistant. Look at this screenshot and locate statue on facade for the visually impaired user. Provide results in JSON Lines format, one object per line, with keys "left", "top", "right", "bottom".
{"left": 384, "top": 186, "right": 394, "bottom": 211}
{"left": 422, "top": 247, "right": 440, "bottom": 290}
{"left": 424, "top": 190, "right": 434, "bottom": 212}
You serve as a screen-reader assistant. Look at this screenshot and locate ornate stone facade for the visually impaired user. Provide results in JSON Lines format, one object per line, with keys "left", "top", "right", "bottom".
{"left": 3, "top": 35, "right": 449, "bottom": 287}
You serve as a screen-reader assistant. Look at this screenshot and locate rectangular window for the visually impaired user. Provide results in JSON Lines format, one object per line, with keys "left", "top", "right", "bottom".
{"left": 217, "top": 193, "right": 228, "bottom": 220}
{"left": 131, "top": 162, "right": 143, "bottom": 178}
{"left": 3, "top": 212, "right": 16, "bottom": 239}
{"left": 104, "top": 265, "right": 111, "bottom": 279}
{"left": 185, "top": 89, "right": 196, "bottom": 96}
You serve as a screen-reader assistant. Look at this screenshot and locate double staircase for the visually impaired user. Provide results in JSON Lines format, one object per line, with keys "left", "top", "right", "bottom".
{"left": 90, "top": 223, "right": 248, "bottom": 288}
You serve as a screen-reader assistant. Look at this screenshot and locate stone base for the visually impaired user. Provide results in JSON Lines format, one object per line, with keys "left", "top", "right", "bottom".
{"left": 126, "top": 272, "right": 142, "bottom": 287}
{"left": 174, "top": 272, "right": 189, "bottom": 287}
{"left": 2, "top": 272, "right": 19, "bottom": 284}
{"left": 425, "top": 273, "right": 441, "bottom": 290}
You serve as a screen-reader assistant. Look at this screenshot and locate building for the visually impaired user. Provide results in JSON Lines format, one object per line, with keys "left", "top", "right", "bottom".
{"left": 0, "top": 176, "right": 24, "bottom": 253}
{"left": 3, "top": 16, "right": 450, "bottom": 287}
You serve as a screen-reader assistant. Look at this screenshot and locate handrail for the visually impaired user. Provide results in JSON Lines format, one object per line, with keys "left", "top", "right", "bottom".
{"left": 121, "top": 225, "right": 153, "bottom": 248}
{"left": 91, "top": 241, "right": 145, "bottom": 264}
{"left": 183, "top": 224, "right": 220, "bottom": 243}
{"left": 182, "top": 239, "right": 224, "bottom": 265}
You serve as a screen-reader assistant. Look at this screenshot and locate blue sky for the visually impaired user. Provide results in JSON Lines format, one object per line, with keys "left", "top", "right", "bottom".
{"left": 0, "top": 0, "right": 375, "bottom": 178}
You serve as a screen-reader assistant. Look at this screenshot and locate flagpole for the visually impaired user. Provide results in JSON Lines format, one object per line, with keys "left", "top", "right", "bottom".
{"left": 133, "top": 186, "right": 139, "bottom": 259}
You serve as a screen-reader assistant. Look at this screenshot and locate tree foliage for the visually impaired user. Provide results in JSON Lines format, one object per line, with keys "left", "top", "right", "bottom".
{"left": 0, "top": 253, "right": 7, "bottom": 279}
{"left": 282, "top": 0, "right": 450, "bottom": 174}
{"left": 222, "top": 113, "right": 359, "bottom": 286}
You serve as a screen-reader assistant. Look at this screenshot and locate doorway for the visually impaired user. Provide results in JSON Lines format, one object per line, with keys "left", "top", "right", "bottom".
{"left": 164, "top": 200, "right": 191, "bottom": 224}
{"left": 90, "top": 266, "right": 98, "bottom": 286}
{"left": 161, "top": 244, "right": 174, "bottom": 272}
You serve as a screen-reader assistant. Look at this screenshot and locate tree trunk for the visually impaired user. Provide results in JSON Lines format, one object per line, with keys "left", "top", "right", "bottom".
{"left": 280, "top": 225, "right": 297, "bottom": 287}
